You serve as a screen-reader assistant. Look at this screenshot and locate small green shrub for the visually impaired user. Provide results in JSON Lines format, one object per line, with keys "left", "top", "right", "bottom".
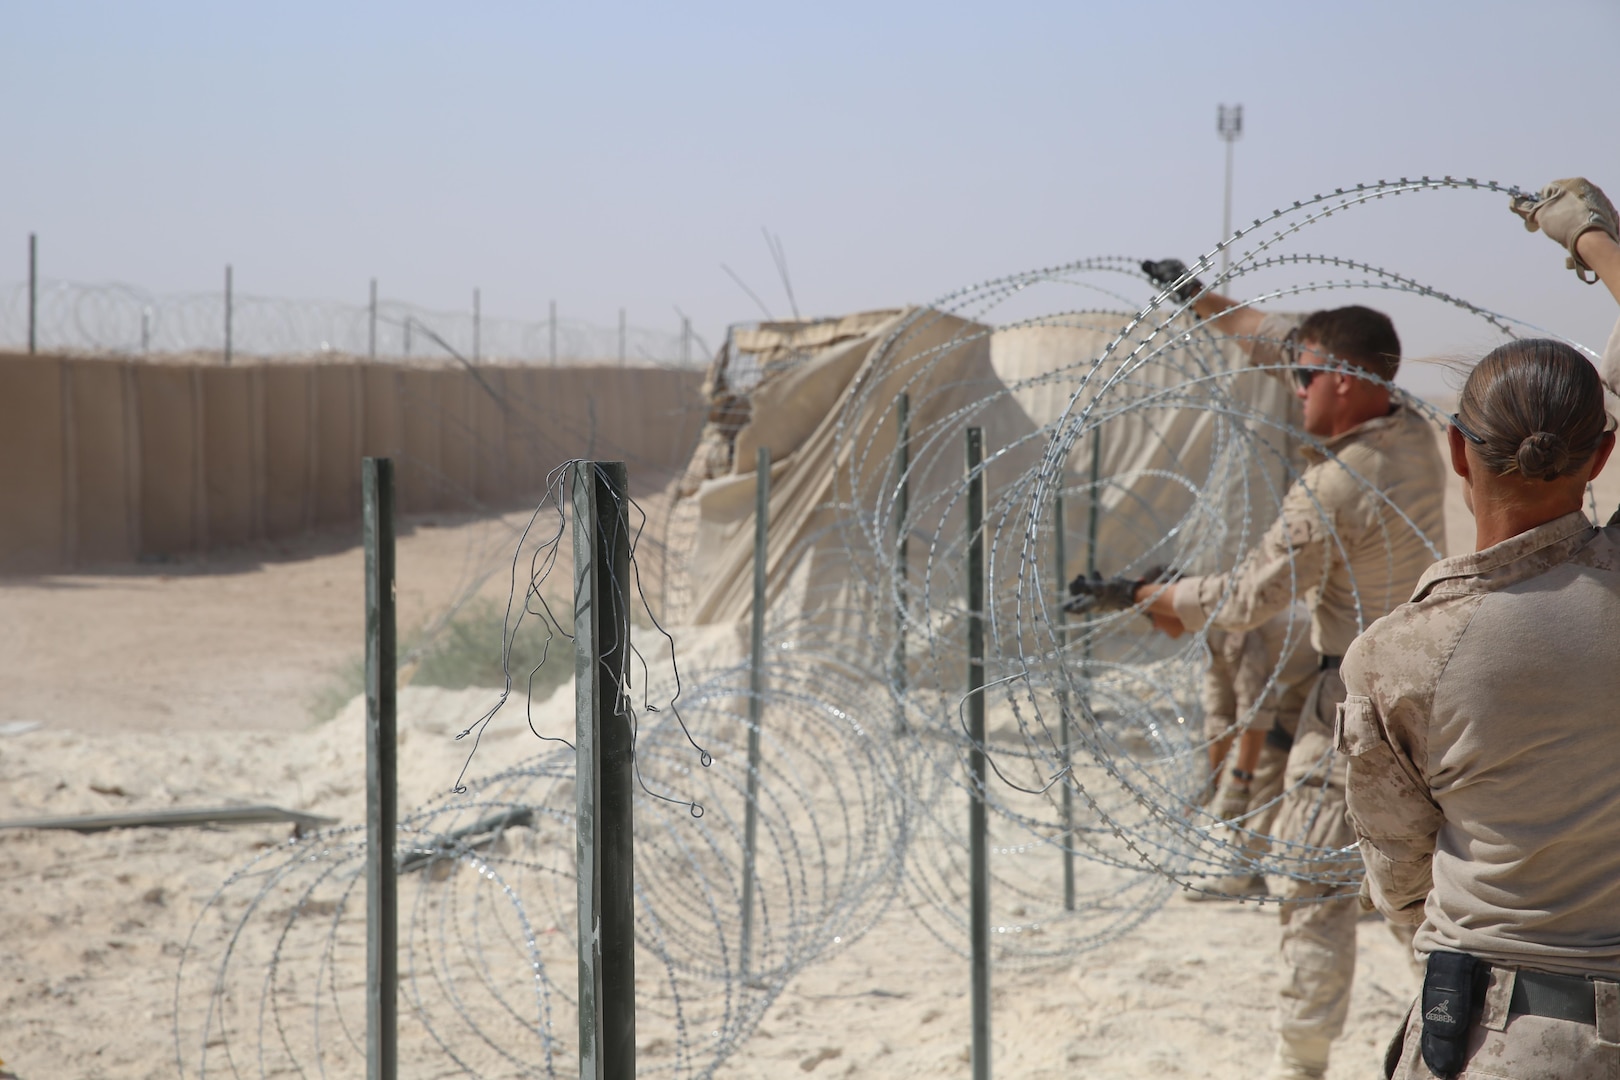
{"left": 412, "top": 598, "right": 575, "bottom": 699}
{"left": 309, "top": 655, "right": 366, "bottom": 725}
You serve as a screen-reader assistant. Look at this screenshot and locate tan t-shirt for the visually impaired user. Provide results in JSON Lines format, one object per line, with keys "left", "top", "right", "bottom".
{"left": 1341, "top": 512, "right": 1620, "bottom": 978}
{"left": 1171, "top": 397, "right": 1448, "bottom": 657}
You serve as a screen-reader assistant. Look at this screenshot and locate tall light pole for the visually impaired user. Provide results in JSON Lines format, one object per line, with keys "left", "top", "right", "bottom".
{"left": 1217, "top": 103, "right": 1243, "bottom": 278}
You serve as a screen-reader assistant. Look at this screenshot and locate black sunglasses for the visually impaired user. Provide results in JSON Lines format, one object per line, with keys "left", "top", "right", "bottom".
{"left": 1293, "top": 365, "right": 1325, "bottom": 390}
{"left": 1450, "top": 413, "right": 1487, "bottom": 446}
{"left": 1452, "top": 411, "right": 1619, "bottom": 447}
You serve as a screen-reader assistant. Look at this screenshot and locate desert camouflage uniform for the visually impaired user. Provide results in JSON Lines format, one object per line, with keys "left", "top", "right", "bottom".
{"left": 1202, "top": 608, "right": 1318, "bottom": 832}
{"left": 1342, "top": 511, "right": 1620, "bottom": 1078}
{"left": 1171, "top": 313, "right": 1448, "bottom": 1076}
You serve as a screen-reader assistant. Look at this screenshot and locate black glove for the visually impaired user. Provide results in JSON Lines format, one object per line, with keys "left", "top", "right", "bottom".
{"left": 1065, "top": 566, "right": 1176, "bottom": 616}
{"left": 1140, "top": 258, "right": 1204, "bottom": 303}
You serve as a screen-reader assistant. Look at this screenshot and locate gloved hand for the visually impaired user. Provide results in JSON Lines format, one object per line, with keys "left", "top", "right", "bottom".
{"left": 1141, "top": 258, "right": 1205, "bottom": 303}
{"left": 1065, "top": 565, "right": 1175, "bottom": 615}
{"left": 1511, "top": 177, "right": 1619, "bottom": 283}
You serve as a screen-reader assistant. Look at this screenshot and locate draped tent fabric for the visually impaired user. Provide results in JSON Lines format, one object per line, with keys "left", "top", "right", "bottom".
{"left": 669, "top": 306, "right": 1299, "bottom": 630}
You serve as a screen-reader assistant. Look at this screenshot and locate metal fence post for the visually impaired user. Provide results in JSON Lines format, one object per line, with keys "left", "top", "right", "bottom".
{"left": 224, "top": 264, "right": 233, "bottom": 366}
{"left": 892, "top": 393, "right": 910, "bottom": 732}
{"left": 27, "top": 233, "right": 37, "bottom": 354}
{"left": 1053, "top": 489, "right": 1075, "bottom": 911}
{"left": 740, "top": 445, "right": 769, "bottom": 979}
{"left": 473, "top": 287, "right": 481, "bottom": 362}
{"left": 1087, "top": 425, "right": 1101, "bottom": 579}
{"left": 369, "top": 279, "right": 377, "bottom": 359}
{"left": 362, "top": 457, "right": 397, "bottom": 1080}
{"left": 965, "top": 426, "right": 991, "bottom": 1080}
{"left": 572, "top": 460, "right": 636, "bottom": 1080}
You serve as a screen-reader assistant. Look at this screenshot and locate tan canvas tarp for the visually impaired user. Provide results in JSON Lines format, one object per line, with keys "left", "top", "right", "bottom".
{"left": 670, "top": 307, "right": 1297, "bottom": 631}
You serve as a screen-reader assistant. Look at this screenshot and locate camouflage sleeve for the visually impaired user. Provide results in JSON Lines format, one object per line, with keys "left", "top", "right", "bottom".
{"left": 1228, "top": 629, "right": 1274, "bottom": 730}
{"left": 1201, "top": 631, "right": 1239, "bottom": 740}
{"left": 1248, "top": 312, "right": 1306, "bottom": 380}
{"left": 1171, "top": 476, "right": 1331, "bottom": 635}
{"left": 1338, "top": 693, "right": 1442, "bottom": 926}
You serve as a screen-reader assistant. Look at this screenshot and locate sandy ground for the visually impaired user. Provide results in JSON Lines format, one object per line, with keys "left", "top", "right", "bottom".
{"left": 3, "top": 438, "right": 1617, "bottom": 1078}
{"left": 0, "top": 512, "right": 529, "bottom": 735}
{"left": 0, "top": 683, "right": 1419, "bottom": 1080}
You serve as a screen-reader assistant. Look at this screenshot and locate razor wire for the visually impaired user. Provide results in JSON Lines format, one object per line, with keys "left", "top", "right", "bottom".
{"left": 0, "top": 278, "right": 706, "bottom": 365}
{"left": 172, "top": 175, "right": 1612, "bottom": 1076}
{"left": 175, "top": 466, "right": 910, "bottom": 1077}
{"left": 828, "top": 176, "right": 1606, "bottom": 956}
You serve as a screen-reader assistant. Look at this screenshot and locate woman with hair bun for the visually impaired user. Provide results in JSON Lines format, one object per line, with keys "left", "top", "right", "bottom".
{"left": 1344, "top": 177, "right": 1620, "bottom": 1079}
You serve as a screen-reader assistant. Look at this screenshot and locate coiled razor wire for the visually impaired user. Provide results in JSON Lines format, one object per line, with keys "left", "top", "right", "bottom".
{"left": 833, "top": 176, "right": 1608, "bottom": 953}
{"left": 175, "top": 469, "right": 909, "bottom": 1077}
{"left": 175, "top": 176, "right": 1614, "bottom": 1073}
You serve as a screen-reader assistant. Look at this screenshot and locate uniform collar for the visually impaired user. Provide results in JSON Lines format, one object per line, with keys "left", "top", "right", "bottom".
{"left": 1302, "top": 403, "right": 1420, "bottom": 463}
{"left": 1411, "top": 510, "right": 1595, "bottom": 601}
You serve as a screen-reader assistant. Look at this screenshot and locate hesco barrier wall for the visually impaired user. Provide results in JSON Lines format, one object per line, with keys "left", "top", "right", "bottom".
{"left": 0, "top": 352, "right": 705, "bottom": 572}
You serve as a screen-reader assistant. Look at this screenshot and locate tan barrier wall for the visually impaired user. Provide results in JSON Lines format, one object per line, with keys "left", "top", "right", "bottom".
{"left": 0, "top": 353, "right": 704, "bottom": 572}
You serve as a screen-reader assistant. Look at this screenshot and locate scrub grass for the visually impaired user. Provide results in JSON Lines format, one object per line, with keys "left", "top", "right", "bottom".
{"left": 308, "top": 596, "right": 576, "bottom": 723}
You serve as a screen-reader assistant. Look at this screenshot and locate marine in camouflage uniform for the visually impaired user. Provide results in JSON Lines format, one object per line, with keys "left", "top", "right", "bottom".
{"left": 1101, "top": 285, "right": 1449, "bottom": 1077}
{"left": 1168, "top": 322, "right": 1445, "bottom": 1077}
{"left": 1345, "top": 178, "right": 1620, "bottom": 1079}
{"left": 1194, "top": 609, "right": 1319, "bottom": 895}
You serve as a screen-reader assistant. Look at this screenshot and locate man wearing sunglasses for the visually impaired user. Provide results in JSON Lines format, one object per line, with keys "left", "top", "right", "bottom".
{"left": 1077, "top": 265, "right": 1449, "bottom": 1080}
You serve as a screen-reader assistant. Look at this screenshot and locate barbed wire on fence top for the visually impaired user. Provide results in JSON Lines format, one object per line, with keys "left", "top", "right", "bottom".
{"left": 0, "top": 278, "right": 710, "bottom": 366}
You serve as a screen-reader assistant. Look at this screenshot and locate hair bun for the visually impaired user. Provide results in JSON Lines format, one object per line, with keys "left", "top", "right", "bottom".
{"left": 1515, "top": 430, "right": 1571, "bottom": 481}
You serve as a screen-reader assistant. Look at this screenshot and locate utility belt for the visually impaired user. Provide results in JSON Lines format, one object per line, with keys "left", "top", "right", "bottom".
{"left": 1419, "top": 951, "right": 1620, "bottom": 1077}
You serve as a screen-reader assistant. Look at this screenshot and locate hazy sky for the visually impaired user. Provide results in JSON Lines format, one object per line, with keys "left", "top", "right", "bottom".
{"left": 5, "top": 0, "right": 1619, "bottom": 391}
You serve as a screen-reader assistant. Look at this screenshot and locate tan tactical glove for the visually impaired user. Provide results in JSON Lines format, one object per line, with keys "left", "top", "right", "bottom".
{"left": 1511, "top": 177, "right": 1619, "bottom": 283}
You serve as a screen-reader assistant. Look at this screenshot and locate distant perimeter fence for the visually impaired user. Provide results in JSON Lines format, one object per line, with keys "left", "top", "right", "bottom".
{"left": 0, "top": 277, "right": 710, "bottom": 367}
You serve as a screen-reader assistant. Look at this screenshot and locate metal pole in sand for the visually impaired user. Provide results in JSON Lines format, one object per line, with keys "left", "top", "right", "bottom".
{"left": 224, "top": 264, "right": 233, "bottom": 366}
{"left": 1054, "top": 487, "right": 1075, "bottom": 911}
{"left": 362, "top": 457, "right": 397, "bottom": 1080}
{"left": 892, "top": 393, "right": 910, "bottom": 733}
{"left": 965, "top": 426, "right": 991, "bottom": 1080}
{"left": 1086, "top": 423, "right": 1102, "bottom": 579}
{"left": 572, "top": 459, "right": 636, "bottom": 1080}
{"left": 740, "top": 444, "right": 769, "bottom": 979}
{"left": 27, "top": 233, "right": 37, "bottom": 354}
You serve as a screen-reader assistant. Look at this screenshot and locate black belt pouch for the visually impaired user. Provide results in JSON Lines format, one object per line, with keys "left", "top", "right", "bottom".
{"left": 1421, "top": 951, "right": 1478, "bottom": 1079}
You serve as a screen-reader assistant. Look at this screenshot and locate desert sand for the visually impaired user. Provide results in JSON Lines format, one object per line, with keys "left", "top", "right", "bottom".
{"left": 4, "top": 435, "right": 1616, "bottom": 1079}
